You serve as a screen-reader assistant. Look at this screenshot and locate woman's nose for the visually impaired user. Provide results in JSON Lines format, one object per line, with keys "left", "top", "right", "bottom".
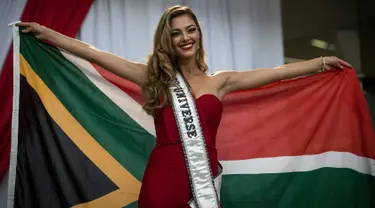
{"left": 182, "top": 32, "right": 189, "bottom": 42}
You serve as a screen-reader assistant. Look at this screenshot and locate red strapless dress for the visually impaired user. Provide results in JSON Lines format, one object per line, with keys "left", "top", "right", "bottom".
{"left": 138, "top": 94, "right": 223, "bottom": 207}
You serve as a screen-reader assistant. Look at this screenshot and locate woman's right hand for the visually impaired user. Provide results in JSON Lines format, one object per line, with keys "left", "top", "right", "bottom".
{"left": 15, "top": 22, "right": 147, "bottom": 86}
{"left": 16, "top": 22, "right": 52, "bottom": 41}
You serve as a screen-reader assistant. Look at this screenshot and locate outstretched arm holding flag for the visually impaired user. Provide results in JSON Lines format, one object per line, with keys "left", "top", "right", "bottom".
{"left": 16, "top": 22, "right": 147, "bottom": 86}
{"left": 17, "top": 21, "right": 351, "bottom": 102}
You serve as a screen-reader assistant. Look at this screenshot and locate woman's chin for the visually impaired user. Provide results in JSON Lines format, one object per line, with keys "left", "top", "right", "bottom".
{"left": 177, "top": 51, "right": 196, "bottom": 60}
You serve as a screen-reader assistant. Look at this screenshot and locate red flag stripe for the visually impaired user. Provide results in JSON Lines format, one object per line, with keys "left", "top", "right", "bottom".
{"left": 90, "top": 64, "right": 375, "bottom": 161}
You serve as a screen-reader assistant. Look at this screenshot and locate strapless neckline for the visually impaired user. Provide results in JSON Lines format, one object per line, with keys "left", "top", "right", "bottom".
{"left": 194, "top": 94, "right": 222, "bottom": 105}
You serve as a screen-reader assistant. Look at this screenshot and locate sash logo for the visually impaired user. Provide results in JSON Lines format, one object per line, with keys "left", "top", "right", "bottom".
{"left": 173, "top": 80, "right": 197, "bottom": 138}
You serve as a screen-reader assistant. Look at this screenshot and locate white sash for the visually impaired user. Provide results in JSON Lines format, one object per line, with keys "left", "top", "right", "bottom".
{"left": 170, "top": 72, "right": 222, "bottom": 208}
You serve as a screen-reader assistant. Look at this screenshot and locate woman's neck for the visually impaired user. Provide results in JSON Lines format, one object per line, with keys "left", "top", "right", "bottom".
{"left": 179, "top": 57, "right": 200, "bottom": 76}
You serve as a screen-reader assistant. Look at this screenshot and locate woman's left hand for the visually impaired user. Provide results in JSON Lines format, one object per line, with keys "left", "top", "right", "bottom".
{"left": 322, "top": 56, "right": 353, "bottom": 71}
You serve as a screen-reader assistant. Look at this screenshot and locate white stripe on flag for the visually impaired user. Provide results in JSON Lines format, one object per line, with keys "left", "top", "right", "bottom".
{"left": 221, "top": 151, "right": 375, "bottom": 176}
{"left": 61, "top": 51, "right": 156, "bottom": 136}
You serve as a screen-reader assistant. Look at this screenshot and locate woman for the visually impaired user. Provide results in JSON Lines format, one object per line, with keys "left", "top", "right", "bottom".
{"left": 17, "top": 5, "right": 351, "bottom": 208}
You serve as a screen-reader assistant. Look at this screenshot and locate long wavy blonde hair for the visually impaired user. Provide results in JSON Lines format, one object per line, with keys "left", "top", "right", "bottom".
{"left": 142, "top": 5, "right": 208, "bottom": 117}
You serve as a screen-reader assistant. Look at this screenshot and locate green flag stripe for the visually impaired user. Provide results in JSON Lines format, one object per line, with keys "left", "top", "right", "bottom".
{"left": 222, "top": 167, "right": 375, "bottom": 208}
{"left": 221, "top": 151, "right": 375, "bottom": 176}
{"left": 19, "top": 32, "right": 155, "bottom": 181}
{"left": 59, "top": 50, "right": 155, "bottom": 137}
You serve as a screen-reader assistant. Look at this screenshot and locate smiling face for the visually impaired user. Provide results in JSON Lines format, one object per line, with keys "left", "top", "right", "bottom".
{"left": 143, "top": 6, "right": 208, "bottom": 116}
{"left": 170, "top": 14, "right": 201, "bottom": 61}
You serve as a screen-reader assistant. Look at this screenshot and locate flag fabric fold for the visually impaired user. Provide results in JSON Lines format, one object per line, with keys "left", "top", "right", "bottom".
{"left": 8, "top": 29, "right": 375, "bottom": 207}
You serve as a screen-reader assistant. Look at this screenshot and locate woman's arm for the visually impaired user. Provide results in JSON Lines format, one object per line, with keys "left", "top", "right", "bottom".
{"left": 215, "top": 56, "right": 352, "bottom": 98}
{"left": 17, "top": 22, "right": 147, "bottom": 86}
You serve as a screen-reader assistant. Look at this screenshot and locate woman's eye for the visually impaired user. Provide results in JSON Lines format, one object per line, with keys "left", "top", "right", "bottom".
{"left": 188, "top": 28, "right": 196, "bottom": 33}
{"left": 171, "top": 32, "right": 179, "bottom": 37}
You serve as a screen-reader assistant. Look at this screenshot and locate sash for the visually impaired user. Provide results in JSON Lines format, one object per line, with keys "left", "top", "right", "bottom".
{"left": 170, "top": 72, "right": 222, "bottom": 208}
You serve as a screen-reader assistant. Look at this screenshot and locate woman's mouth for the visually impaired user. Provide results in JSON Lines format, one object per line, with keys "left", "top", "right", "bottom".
{"left": 179, "top": 43, "right": 193, "bottom": 51}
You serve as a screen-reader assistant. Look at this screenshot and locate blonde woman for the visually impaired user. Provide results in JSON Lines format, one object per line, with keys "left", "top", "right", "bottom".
{"left": 18, "top": 5, "right": 351, "bottom": 208}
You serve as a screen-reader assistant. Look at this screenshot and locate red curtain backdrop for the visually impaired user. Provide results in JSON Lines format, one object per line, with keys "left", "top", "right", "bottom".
{"left": 0, "top": 0, "right": 93, "bottom": 183}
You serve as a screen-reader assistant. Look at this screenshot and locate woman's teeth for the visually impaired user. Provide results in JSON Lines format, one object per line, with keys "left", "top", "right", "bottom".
{"left": 181, "top": 43, "right": 192, "bottom": 49}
